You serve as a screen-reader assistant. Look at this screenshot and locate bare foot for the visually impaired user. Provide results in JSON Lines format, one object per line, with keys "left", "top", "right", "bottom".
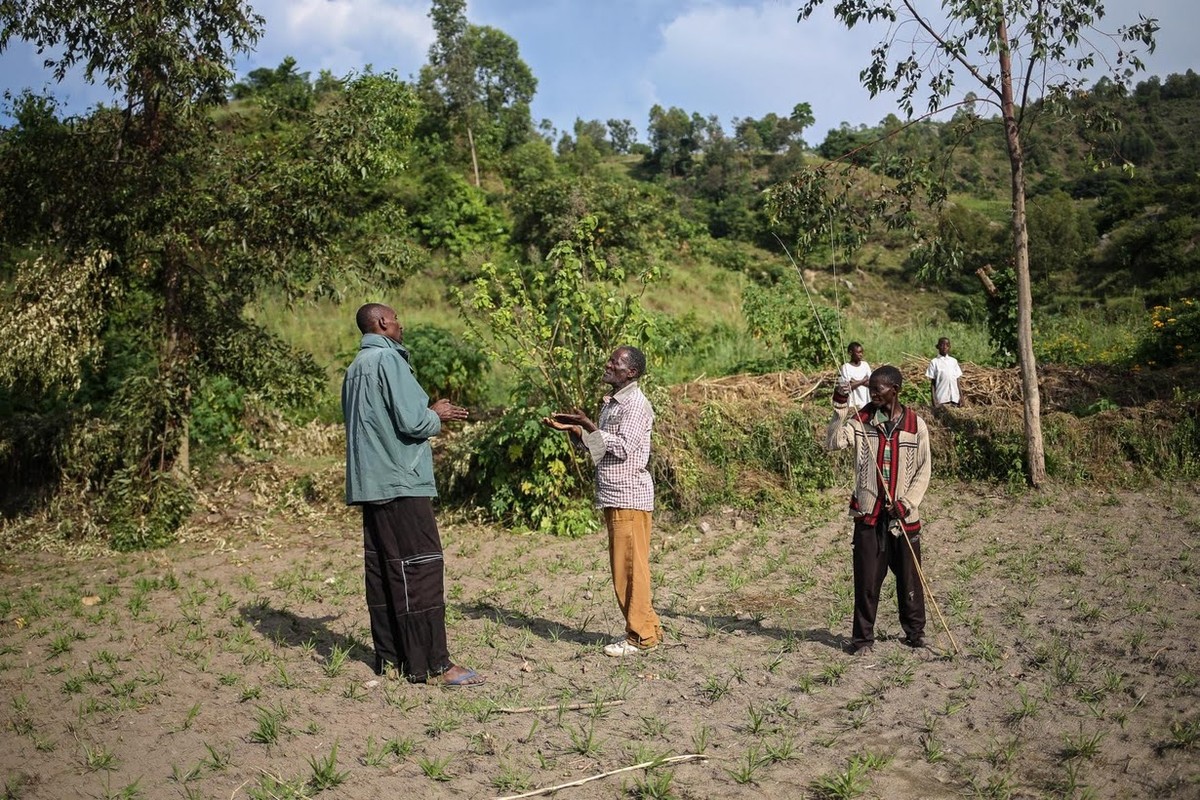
{"left": 432, "top": 664, "right": 485, "bottom": 687}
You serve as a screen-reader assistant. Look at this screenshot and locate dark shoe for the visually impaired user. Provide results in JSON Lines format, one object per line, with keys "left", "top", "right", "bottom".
{"left": 903, "top": 635, "right": 927, "bottom": 649}
{"left": 849, "top": 643, "right": 873, "bottom": 656}
{"left": 373, "top": 654, "right": 385, "bottom": 675}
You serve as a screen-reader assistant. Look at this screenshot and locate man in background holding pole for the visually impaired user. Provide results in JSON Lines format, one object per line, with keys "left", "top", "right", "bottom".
{"left": 825, "top": 365, "right": 931, "bottom": 656}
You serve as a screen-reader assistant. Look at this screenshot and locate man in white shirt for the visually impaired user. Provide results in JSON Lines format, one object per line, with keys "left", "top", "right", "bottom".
{"left": 839, "top": 342, "right": 872, "bottom": 410}
{"left": 925, "top": 337, "right": 964, "bottom": 408}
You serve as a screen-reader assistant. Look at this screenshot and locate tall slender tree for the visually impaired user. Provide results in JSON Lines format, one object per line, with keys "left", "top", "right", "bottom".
{"left": 421, "top": 0, "right": 536, "bottom": 184}
{"left": 425, "top": 0, "right": 480, "bottom": 185}
{"left": 789, "top": 0, "right": 1157, "bottom": 485}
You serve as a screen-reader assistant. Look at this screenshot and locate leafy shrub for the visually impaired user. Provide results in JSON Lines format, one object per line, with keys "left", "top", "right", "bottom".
{"left": 444, "top": 405, "right": 596, "bottom": 536}
{"left": 450, "top": 216, "right": 657, "bottom": 535}
{"left": 509, "top": 173, "right": 688, "bottom": 266}
{"left": 402, "top": 326, "right": 488, "bottom": 407}
{"left": 407, "top": 167, "right": 508, "bottom": 256}
{"left": 104, "top": 470, "right": 195, "bottom": 551}
{"left": 1131, "top": 298, "right": 1199, "bottom": 369}
{"left": 946, "top": 294, "right": 985, "bottom": 324}
{"left": 984, "top": 265, "right": 1018, "bottom": 366}
{"left": 742, "top": 274, "right": 841, "bottom": 371}
{"left": 191, "top": 375, "right": 248, "bottom": 451}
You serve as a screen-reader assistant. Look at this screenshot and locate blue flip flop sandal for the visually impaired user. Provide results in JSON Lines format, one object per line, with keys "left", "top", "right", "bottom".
{"left": 434, "top": 666, "right": 485, "bottom": 687}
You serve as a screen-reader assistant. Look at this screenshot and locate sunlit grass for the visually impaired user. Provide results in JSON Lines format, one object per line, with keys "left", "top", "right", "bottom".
{"left": 252, "top": 251, "right": 1149, "bottom": 419}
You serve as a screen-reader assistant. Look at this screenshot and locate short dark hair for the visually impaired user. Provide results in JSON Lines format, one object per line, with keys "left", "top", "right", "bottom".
{"left": 937, "top": 337, "right": 951, "bottom": 346}
{"left": 870, "top": 364, "right": 903, "bottom": 389}
{"left": 618, "top": 345, "right": 647, "bottom": 377}
{"left": 848, "top": 341, "right": 862, "bottom": 352}
{"left": 356, "top": 303, "right": 388, "bottom": 334}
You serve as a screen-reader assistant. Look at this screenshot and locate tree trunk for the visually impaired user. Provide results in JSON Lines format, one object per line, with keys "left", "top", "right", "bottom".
{"left": 160, "top": 252, "right": 192, "bottom": 478}
{"left": 996, "top": 17, "right": 1047, "bottom": 486}
{"left": 467, "top": 124, "right": 481, "bottom": 187}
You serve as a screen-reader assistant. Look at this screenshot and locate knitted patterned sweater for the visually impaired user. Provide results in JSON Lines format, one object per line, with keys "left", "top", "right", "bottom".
{"left": 824, "top": 401, "right": 932, "bottom": 533}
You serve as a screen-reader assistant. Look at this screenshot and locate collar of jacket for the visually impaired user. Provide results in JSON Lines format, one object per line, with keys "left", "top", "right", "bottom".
{"left": 359, "top": 333, "right": 410, "bottom": 362}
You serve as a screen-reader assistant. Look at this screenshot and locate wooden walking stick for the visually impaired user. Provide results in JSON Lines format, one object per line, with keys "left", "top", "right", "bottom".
{"left": 870, "top": 459, "right": 962, "bottom": 655}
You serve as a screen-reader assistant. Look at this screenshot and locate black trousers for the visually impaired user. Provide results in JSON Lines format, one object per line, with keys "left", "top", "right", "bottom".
{"left": 851, "top": 515, "right": 926, "bottom": 647}
{"left": 362, "top": 497, "right": 451, "bottom": 682}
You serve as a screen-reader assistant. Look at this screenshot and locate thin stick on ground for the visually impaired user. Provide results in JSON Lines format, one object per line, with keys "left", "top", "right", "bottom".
{"left": 497, "top": 700, "right": 625, "bottom": 714}
{"left": 899, "top": 526, "right": 962, "bottom": 655}
{"left": 492, "top": 754, "right": 707, "bottom": 800}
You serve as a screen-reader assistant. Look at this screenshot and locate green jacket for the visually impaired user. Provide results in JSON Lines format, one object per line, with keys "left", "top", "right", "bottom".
{"left": 342, "top": 334, "right": 442, "bottom": 503}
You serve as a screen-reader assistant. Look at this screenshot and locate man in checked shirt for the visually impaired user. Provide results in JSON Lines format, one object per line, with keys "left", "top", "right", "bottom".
{"left": 543, "top": 346, "right": 663, "bottom": 657}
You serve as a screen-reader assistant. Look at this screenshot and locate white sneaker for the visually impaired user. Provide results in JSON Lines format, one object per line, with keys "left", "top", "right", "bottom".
{"left": 602, "top": 639, "right": 655, "bottom": 657}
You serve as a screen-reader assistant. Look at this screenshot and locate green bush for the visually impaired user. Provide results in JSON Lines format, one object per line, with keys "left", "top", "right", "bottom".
{"left": 984, "top": 266, "right": 1018, "bottom": 366}
{"left": 946, "top": 294, "right": 985, "bottom": 324}
{"left": 191, "top": 374, "right": 248, "bottom": 451}
{"left": 1132, "top": 298, "right": 1199, "bottom": 369}
{"left": 402, "top": 325, "right": 488, "bottom": 407}
{"left": 444, "top": 405, "right": 596, "bottom": 537}
{"left": 405, "top": 166, "right": 508, "bottom": 257}
{"left": 104, "top": 470, "right": 195, "bottom": 551}
{"left": 742, "top": 274, "right": 841, "bottom": 371}
{"left": 450, "top": 216, "right": 656, "bottom": 534}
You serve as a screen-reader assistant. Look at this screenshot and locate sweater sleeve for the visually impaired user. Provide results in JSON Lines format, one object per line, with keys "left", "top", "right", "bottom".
{"left": 824, "top": 404, "right": 854, "bottom": 451}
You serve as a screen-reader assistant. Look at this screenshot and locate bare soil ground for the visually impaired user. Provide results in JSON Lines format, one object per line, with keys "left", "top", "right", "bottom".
{"left": 2, "top": 472, "right": 1199, "bottom": 799}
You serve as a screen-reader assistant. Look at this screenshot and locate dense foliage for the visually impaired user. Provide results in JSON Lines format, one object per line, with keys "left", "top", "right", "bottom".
{"left": 2, "top": 1, "right": 1198, "bottom": 545}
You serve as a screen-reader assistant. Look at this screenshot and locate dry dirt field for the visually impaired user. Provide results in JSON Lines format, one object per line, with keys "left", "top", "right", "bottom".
{"left": 2, "top": 473, "right": 1198, "bottom": 799}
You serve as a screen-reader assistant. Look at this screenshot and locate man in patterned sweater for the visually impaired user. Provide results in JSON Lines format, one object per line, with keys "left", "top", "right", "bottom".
{"left": 543, "top": 346, "right": 663, "bottom": 657}
{"left": 825, "top": 364, "right": 931, "bottom": 656}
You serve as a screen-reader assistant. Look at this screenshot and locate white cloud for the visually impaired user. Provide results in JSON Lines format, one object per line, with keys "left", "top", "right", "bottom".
{"left": 645, "top": 2, "right": 898, "bottom": 134}
{"left": 244, "top": 0, "right": 433, "bottom": 78}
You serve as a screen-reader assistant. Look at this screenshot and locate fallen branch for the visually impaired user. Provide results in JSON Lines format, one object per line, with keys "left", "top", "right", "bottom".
{"left": 497, "top": 700, "right": 624, "bottom": 714}
{"left": 791, "top": 378, "right": 824, "bottom": 401}
{"left": 976, "top": 264, "right": 998, "bottom": 297}
{"left": 493, "top": 754, "right": 707, "bottom": 800}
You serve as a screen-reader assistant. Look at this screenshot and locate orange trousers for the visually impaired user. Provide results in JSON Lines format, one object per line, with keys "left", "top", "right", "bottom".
{"left": 604, "top": 508, "right": 663, "bottom": 647}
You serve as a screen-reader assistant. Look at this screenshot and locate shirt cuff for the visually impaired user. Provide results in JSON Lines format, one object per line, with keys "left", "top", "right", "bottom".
{"left": 582, "top": 430, "right": 607, "bottom": 464}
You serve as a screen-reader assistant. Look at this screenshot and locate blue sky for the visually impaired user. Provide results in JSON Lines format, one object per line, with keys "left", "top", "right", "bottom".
{"left": 3, "top": 0, "right": 1197, "bottom": 143}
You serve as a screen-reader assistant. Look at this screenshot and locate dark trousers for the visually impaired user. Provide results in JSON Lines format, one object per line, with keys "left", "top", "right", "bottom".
{"left": 851, "top": 515, "right": 926, "bottom": 647}
{"left": 362, "top": 497, "right": 451, "bottom": 682}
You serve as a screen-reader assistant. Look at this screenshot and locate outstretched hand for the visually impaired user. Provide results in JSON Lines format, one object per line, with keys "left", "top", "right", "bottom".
{"left": 550, "top": 409, "right": 597, "bottom": 433}
{"left": 541, "top": 416, "right": 582, "bottom": 438}
{"left": 431, "top": 398, "right": 469, "bottom": 422}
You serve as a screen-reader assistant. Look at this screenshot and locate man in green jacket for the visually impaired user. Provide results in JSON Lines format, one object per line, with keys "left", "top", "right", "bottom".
{"left": 342, "top": 303, "right": 483, "bottom": 686}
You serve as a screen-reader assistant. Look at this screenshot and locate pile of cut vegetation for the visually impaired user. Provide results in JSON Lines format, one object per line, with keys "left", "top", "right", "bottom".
{"left": 653, "top": 361, "right": 1200, "bottom": 515}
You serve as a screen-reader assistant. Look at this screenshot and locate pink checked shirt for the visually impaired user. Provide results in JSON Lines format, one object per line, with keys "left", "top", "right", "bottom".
{"left": 581, "top": 381, "right": 655, "bottom": 511}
